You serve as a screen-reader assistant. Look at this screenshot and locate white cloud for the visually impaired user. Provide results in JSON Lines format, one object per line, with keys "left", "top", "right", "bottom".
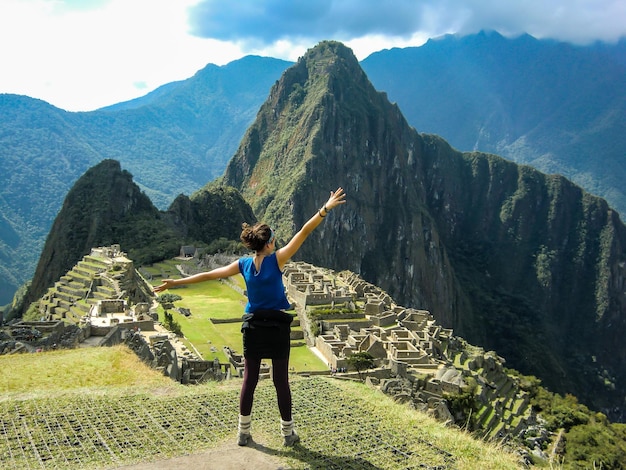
{"left": 0, "top": 0, "right": 624, "bottom": 112}
{"left": 344, "top": 33, "right": 432, "bottom": 58}
{"left": 0, "top": 0, "right": 242, "bottom": 111}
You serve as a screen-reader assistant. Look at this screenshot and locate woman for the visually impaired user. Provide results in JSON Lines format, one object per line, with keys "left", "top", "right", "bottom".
{"left": 154, "top": 187, "right": 346, "bottom": 447}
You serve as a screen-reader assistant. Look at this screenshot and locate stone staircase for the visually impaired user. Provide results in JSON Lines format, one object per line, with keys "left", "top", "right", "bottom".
{"left": 39, "top": 254, "right": 123, "bottom": 323}
{"left": 448, "top": 348, "right": 532, "bottom": 438}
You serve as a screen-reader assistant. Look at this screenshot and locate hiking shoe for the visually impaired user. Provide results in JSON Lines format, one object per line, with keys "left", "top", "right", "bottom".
{"left": 283, "top": 431, "right": 300, "bottom": 447}
{"left": 237, "top": 433, "right": 251, "bottom": 446}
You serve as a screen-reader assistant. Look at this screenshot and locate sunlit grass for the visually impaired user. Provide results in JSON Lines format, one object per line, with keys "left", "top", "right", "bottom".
{"left": 0, "top": 345, "right": 173, "bottom": 398}
{"left": 162, "top": 280, "right": 247, "bottom": 362}
{"left": 150, "top": 263, "right": 327, "bottom": 371}
{"left": 0, "top": 352, "right": 525, "bottom": 470}
{"left": 327, "top": 379, "right": 524, "bottom": 470}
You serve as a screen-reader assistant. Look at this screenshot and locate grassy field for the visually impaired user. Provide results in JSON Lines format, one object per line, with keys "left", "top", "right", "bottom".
{"left": 146, "top": 260, "right": 328, "bottom": 373}
{"left": 0, "top": 347, "right": 526, "bottom": 469}
{"left": 0, "top": 345, "right": 172, "bottom": 396}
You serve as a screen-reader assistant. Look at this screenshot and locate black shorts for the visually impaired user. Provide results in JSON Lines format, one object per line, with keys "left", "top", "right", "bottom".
{"left": 241, "top": 310, "right": 293, "bottom": 359}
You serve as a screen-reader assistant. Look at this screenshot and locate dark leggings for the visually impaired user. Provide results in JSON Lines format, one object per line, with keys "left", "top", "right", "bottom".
{"left": 240, "top": 356, "right": 291, "bottom": 420}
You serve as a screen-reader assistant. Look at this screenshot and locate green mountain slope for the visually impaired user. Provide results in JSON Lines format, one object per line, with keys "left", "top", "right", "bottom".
{"left": 0, "top": 57, "right": 289, "bottom": 304}
{"left": 0, "top": 95, "right": 101, "bottom": 305}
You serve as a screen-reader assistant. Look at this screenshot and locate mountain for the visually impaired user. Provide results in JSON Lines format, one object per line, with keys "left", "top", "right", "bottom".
{"left": 10, "top": 38, "right": 626, "bottom": 419}
{"left": 0, "top": 56, "right": 289, "bottom": 305}
{"left": 16, "top": 159, "right": 255, "bottom": 315}
{"left": 361, "top": 30, "right": 626, "bottom": 217}
{"left": 221, "top": 40, "right": 626, "bottom": 416}
{"left": 2, "top": 31, "right": 625, "bottom": 311}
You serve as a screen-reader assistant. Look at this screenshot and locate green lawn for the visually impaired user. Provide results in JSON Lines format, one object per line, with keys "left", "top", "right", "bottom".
{"left": 0, "top": 346, "right": 171, "bottom": 395}
{"left": 151, "top": 264, "right": 327, "bottom": 372}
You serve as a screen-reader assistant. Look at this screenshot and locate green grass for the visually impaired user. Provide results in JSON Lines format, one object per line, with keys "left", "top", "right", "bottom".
{"left": 0, "top": 346, "right": 173, "bottom": 397}
{"left": 151, "top": 263, "right": 327, "bottom": 372}
{"left": 0, "top": 348, "right": 525, "bottom": 469}
{"left": 162, "top": 280, "right": 247, "bottom": 362}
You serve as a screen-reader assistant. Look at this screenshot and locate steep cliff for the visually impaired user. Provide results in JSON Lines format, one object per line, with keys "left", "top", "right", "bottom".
{"left": 421, "top": 141, "right": 626, "bottom": 412}
{"left": 222, "top": 41, "right": 626, "bottom": 414}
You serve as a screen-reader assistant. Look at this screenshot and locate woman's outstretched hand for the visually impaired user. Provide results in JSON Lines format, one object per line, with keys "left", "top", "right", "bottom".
{"left": 153, "top": 279, "right": 175, "bottom": 294}
{"left": 325, "top": 187, "right": 347, "bottom": 211}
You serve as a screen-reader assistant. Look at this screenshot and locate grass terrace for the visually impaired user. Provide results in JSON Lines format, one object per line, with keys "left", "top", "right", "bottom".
{"left": 147, "top": 259, "right": 328, "bottom": 372}
{"left": 0, "top": 347, "right": 524, "bottom": 470}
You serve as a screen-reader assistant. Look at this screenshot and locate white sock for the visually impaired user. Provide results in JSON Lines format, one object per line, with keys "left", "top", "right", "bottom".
{"left": 280, "top": 419, "right": 294, "bottom": 437}
{"left": 238, "top": 414, "right": 251, "bottom": 435}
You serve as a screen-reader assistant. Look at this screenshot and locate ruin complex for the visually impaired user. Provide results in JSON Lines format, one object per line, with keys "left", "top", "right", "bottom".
{"left": 282, "top": 261, "right": 535, "bottom": 439}
{"left": 2, "top": 247, "right": 536, "bottom": 440}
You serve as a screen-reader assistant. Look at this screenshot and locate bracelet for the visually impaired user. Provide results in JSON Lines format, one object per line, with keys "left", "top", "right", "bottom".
{"left": 319, "top": 204, "right": 330, "bottom": 218}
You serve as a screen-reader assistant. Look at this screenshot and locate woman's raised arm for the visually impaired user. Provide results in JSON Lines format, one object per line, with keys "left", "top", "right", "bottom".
{"left": 276, "top": 187, "right": 346, "bottom": 269}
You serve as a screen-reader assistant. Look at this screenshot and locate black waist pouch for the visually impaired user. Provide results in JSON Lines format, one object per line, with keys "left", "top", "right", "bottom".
{"left": 241, "top": 309, "right": 294, "bottom": 330}
{"left": 241, "top": 309, "right": 293, "bottom": 359}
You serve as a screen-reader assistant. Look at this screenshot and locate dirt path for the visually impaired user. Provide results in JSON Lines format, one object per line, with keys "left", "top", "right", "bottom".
{"left": 114, "top": 440, "right": 288, "bottom": 470}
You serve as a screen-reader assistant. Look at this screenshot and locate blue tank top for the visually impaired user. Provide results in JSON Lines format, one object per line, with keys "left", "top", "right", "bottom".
{"left": 238, "top": 253, "right": 291, "bottom": 313}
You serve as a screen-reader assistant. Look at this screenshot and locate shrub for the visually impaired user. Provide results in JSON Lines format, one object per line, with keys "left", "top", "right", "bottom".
{"left": 565, "top": 423, "right": 626, "bottom": 469}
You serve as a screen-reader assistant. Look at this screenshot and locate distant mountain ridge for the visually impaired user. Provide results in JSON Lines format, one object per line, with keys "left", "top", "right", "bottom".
{"left": 361, "top": 31, "right": 626, "bottom": 216}
{"left": 0, "top": 57, "right": 290, "bottom": 304}
{"left": 1, "top": 31, "right": 624, "bottom": 310}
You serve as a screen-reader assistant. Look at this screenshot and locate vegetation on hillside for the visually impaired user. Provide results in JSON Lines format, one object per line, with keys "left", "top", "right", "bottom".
{"left": 513, "top": 371, "right": 626, "bottom": 468}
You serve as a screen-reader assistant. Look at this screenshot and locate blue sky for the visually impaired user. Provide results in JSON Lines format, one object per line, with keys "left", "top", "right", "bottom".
{"left": 1, "top": 0, "right": 624, "bottom": 112}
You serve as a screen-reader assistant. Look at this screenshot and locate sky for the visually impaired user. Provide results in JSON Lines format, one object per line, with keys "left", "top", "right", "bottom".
{"left": 1, "top": 0, "right": 624, "bottom": 112}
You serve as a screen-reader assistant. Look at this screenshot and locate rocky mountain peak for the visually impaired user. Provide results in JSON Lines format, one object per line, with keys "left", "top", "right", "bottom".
{"left": 222, "top": 40, "right": 626, "bottom": 415}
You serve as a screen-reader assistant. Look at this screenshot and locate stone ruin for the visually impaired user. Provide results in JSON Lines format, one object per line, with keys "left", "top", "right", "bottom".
{"left": 0, "top": 245, "right": 230, "bottom": 385}
{"left": 3, "top": 246, "right": 536, "bottom": 439}
{"left": 1, "top": 319, "right": 85, "bottom": 354}
{"left": 37, "top": 244, "right": 138, "bottom": 324}
{"left": 282, "top": 261, "right": 535, "bottom": 440}
{"left": 223, "top": 346, "right": 271, "bottom": 378}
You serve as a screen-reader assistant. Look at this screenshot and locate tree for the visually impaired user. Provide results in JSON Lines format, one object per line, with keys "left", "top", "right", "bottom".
{"left": 347, "top": 352, "right": 375, "bottom": 381}
{"left": 163, "top": 311, "right": 183, "bottom": 336}
{"left": 157, "top": 293, "right": 183, "bottom": 336}
{"left": 156, "top": 293, "right": 182, "bottom": 311}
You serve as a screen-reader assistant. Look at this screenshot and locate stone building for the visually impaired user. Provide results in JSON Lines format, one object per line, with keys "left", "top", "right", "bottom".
{"left": 282, "top": 261, "right": 533, "bottom": 439}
